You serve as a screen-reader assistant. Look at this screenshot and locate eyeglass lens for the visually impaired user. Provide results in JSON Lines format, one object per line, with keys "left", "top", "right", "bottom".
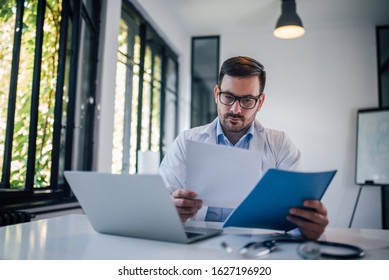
{"left": 219, "top": 92, "right": 258, "bottom": 109}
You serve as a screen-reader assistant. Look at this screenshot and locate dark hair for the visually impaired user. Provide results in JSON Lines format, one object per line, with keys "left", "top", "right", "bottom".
{"left": 218, "top": 56, "right": 266, "bottom": 94}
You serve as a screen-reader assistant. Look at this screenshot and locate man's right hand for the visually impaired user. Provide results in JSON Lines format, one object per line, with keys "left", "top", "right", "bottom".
{"left": 171, "top": 189, "right": 203, "bottom": 223}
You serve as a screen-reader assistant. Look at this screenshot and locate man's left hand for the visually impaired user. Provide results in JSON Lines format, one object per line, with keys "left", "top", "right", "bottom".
{"left": 287, "top": 200, "right": 329, "bottom": 240}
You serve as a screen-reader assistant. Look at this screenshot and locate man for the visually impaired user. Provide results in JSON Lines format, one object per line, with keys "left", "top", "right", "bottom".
{"left": 159, "top": 56, "right": 328, "bottom": 240}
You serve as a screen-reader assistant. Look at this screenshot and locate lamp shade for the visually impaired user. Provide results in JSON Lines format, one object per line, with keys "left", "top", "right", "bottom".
{"left": 273, "top": 0, "right": 305, "bottom": 39}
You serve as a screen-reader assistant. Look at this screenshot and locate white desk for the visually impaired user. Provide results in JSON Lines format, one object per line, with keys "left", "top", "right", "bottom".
{"left": 1, "top": 214, "right": 389, "bottom": 260}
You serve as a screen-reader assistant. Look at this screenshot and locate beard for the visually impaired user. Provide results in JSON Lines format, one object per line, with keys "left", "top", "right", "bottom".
{"left": 220, "top": 112, "right": 248, "bottom": 133}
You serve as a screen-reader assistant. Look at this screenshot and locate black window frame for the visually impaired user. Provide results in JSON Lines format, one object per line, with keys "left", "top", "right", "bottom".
{"left": 0, "top": 0, "right": 101, "bottom": 210}
{"left": 113, "top": 0, "right": 179, "bottom": 174}
{"left": 377, "top": 25, "right": 389, "bottom": 107}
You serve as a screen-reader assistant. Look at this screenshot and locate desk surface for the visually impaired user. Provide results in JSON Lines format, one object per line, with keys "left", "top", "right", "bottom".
{"left": 1, "top": 214, "right": 389, "bottom": 260}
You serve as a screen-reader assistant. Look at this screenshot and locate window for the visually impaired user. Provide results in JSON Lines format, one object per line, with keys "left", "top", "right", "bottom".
{"left": 0, "top": 0, "right": 100, "bottom": 207}
{"left": 191, "top": 36, "right": 219, "bottom": 127}
{"left": 112, "top": 2, "right": 179, "bottom": 174}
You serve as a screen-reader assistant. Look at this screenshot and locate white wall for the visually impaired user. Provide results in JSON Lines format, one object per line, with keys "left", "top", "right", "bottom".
{"left": 96, "top": 0, "right": 389, "bottom": 229}
{"left": 217, "top": 4, "right": 388, "bottom": 229}
{"left": 222, "top": 27, "right": 381, "bottom": 228}
{"left": 94, "top": 0, "right": 122, "bottom": 172}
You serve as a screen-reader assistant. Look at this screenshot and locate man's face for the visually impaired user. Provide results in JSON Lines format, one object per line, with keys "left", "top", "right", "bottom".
{"left": 214, "top": 75, "right": 265, "bottom": 135}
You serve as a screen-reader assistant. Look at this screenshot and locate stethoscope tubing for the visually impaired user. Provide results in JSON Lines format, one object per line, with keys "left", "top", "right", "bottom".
{"left": 240, "top": 238, "right": 365, "bottom": 259}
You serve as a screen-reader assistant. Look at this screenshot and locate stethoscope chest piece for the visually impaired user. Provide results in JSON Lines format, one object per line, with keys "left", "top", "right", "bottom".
{"left": 297, "top": 241, "right": 322, "bottom": 259}
{"left": 239, "top": 239, "right": 277, "bottom": 258}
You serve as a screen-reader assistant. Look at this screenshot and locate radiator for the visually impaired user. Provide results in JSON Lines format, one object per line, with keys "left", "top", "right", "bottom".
{"left": 0, "top": 211, "right": 32, "bottom": 227}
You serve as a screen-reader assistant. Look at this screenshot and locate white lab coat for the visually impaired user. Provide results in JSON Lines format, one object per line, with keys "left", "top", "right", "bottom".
{"left": 159, "top": 117, "right": 303, "bottom": 220}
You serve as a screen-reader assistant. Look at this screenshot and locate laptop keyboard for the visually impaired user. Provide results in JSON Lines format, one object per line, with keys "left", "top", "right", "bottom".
{"left": 185, "top": 231, "right": 204, "bottom": 238}
{"left": 184, "top": 226, "right": 221, "bottom": 238}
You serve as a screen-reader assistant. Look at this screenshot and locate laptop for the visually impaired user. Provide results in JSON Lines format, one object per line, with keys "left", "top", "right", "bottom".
{"left": 63, "top": 171, "right": 222, "bottom": 243}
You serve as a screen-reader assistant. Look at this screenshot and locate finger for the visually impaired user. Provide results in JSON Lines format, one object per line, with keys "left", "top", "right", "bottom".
{"left": 303, "top": 200, "right": 328, "bottom": 215}
{"left": 173, "top": 197, "right": 203, "bottom": 208}
{"left": 287, "top": 214, "right": 324, "bottom": 233}
{"left": 176, "top": 205, "right": 199, "bottom": 215}
{"left": 174, "top": 198, "right": 203, "bottom": 210}
{"left": 172, "top": 189, "right": 197, "bottom": 199}
{"left": 287, "top": 215, "right": 324, "bottom": 240}
{"left": 289, "top": 207, "right": 328, "bottom": 226}
{"left": 175, "top": 201, "right": 202, "bottom": 223}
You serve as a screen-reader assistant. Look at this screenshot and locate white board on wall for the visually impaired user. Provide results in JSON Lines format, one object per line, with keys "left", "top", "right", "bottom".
{"left": 356, "top": 108, "right": 389, "bottom": 186}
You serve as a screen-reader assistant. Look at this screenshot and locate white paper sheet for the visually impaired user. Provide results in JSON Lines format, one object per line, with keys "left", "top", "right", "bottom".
{"left": 185, "top": 140, "right": 262, "bottom": 208}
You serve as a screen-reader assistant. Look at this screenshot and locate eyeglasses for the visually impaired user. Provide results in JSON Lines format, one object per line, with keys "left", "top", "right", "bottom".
{"left": 218, "top": 88, "right": 261, "bottom": 109}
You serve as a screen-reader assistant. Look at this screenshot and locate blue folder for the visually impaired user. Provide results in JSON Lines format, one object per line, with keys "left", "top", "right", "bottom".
{"left": 223, "top": 169, "right": 337, "bottom": 231}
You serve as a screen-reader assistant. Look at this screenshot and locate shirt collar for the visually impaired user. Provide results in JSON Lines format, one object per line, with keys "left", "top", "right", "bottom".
{"left": 216, "top": 119, "right": 254, "bottom": 146}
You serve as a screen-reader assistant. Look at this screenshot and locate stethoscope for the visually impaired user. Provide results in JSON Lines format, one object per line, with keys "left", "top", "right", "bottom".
{"left": 222, "top": 238, "right": 365, "bottom": 259}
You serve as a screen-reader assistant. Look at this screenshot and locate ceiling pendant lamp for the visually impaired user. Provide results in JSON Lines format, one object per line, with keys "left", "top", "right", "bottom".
{"left": 273, "top": 0, "right": 305, "bottom": 39}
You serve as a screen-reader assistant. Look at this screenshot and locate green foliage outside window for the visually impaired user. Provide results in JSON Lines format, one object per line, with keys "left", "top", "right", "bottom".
{"left": 0, "top": 0, "right": 62, "bottom": 188}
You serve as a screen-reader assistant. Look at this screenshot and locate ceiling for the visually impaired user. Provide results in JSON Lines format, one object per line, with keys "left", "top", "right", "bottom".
{"left": 161, "top": 0, "right": 389, "bottom": 36}
{"left": 163, "top": 0, "right": 280, "bottom": 35}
